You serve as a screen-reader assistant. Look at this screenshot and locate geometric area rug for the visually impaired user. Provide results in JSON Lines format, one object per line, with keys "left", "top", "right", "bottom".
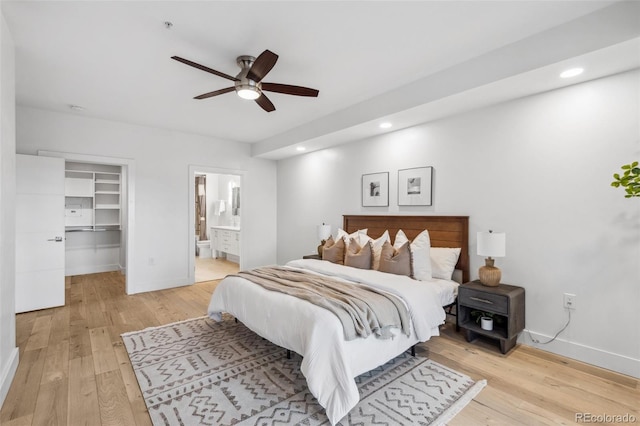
{"left": 122, "top": 316, "right": 486, "bottom": 426}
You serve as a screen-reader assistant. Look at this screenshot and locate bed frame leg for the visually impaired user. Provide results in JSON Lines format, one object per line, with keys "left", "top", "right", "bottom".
{"left": 286, "top": 350, "right": 291, "bottom": 359}
{"left": 411, "top": 345, "right": 416, "bottom": 357}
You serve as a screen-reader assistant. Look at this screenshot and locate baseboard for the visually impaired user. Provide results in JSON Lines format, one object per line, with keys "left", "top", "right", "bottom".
{"left": 131, "top": 276, "right": 192, "bottom": 295}
{"left": 0, "top": 347, "right": 19, "bottom": 408}
{"left": 520, "top": 329, "right": 640, "bottom": 379}
{"left": 65, "top": 264, "right": 120, "bottom": 277}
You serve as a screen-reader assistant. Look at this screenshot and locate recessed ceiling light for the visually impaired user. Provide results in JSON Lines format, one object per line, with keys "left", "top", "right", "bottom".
{"left": 379, "top": 122, "right": 392, "bottom": 129}
{"left": 560, "top": 68, "right": 584, "bottom": 78}
{"left": 296, "top": 146, "right": 306, "bottom": 152}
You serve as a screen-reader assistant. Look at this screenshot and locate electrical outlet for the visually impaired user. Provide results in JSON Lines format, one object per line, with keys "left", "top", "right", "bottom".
{"left": 563, "top": 293, "right": 576, "bottom": 309}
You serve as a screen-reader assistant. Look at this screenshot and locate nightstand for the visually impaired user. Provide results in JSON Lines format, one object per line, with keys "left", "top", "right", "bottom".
{"left": 302, "top": 254, "right": 321, "bottom": 260}
{"left": 457, "top": 280, "right": 525, "bottom": 354}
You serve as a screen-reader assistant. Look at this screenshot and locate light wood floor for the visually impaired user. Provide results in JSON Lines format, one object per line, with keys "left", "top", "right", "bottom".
{"left": 194, "top": 256, "right": 239, "bottom": 283}
{"left": 1, "top": 272, "right": 638, "bottom": 426}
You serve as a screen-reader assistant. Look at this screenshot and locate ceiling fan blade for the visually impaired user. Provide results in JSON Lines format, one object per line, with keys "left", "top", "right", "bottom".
{"left": 255, "top": 93, "right": 276, "bottom": 112}
{"left": 194, "top": 87, "right": 235, "bottom": 99}
{"left": 261, "top": 82, "right": 319, "bottom": 97}
{"left": 247, "top": 50, "right": 279, "bottom": 82}
{"left": 171, "top": 56, "right": 239, "bottom": 82}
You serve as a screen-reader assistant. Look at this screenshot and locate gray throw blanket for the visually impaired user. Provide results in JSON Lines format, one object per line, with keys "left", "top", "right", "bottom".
{"left": 234, "top": 266, "right": 411, "bottom": 341}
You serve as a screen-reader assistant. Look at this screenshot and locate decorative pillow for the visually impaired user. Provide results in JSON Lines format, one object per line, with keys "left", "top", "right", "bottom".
{"left": 394, "top": 229, "right": 432, "bottom": 281}
{"left": 336, "top": 228, "right": 369, "bottom": 247}
{"left": 361, "top": 230, "right": 390, "bottom": 270}
{"left": 344, "top": 238, "right": 373, "bottom": 270}
{"left": 322, "top": 236, "right": 345, "bottom": 265}
{"left": 430, "top": 247, "right": 461, "bottom": 280}
{"left": 378, "top": 241, "right": 412, "bottom": 277}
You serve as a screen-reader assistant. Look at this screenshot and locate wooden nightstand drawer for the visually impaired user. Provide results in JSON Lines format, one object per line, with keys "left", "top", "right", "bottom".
{"left": 458, "top": 288, "right": 508, "bottom": 315}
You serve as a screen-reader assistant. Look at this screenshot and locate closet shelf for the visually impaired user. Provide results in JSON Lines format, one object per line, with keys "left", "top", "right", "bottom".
{"left": 66, "top": 168, "right": 121, "bottom": 232}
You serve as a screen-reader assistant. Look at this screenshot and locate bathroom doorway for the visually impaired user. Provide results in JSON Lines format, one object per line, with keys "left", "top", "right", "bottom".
{"left": 190, "top": 167, "right": 242, "bottom": 283}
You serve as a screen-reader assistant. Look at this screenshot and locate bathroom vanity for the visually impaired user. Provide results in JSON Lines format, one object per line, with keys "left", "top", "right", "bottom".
{"left": 210, "top": 225, "right": 240, "bottom": 261}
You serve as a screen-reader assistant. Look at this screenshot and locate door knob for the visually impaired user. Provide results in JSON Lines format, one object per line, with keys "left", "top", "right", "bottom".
{"left": 47, "top": 236, "right": 64, "bottom": 242}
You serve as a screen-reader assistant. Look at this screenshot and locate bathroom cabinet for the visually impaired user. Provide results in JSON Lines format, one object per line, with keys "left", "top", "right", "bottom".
{"left": 211, "top": 226, "right": 240, "bottom": 259}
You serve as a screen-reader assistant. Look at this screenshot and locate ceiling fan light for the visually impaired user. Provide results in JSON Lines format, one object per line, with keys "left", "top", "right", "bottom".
{"left": 237, "top": 87, "right": 260, "bottom": 100}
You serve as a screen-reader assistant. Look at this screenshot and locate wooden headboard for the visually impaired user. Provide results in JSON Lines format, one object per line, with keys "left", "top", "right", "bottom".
{"left": 343, "top": 215, "right": 470, "bottom": 283}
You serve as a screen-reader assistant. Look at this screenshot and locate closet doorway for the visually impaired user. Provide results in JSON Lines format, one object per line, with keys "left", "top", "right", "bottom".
{"left": 39, "top": 150, "right": 134, "bottom": 294}
{"left": 189, "top": 166, "right": 242, "bottom": 283}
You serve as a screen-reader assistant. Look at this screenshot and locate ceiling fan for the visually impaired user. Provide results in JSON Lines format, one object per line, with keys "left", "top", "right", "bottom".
{"left": 171, "top": 50, "right": 319, "bottom": 112}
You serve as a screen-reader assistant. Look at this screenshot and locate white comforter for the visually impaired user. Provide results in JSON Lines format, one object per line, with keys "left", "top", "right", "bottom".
{"left": 207, "top": 259, "right": 446, "bottom": 425}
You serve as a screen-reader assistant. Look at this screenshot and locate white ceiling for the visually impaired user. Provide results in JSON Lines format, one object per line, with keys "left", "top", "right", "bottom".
{"left": 2, "top": 1, "right": 639, "bottom": 160}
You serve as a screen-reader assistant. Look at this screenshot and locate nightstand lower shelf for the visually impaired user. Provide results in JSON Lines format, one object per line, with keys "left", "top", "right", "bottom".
{"left": 461, "top": 323, "right": 518, "bottom": 354}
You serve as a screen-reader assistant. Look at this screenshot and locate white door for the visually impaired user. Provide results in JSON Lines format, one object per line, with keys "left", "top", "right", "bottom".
{"left": 15, "top": 154, "right": 65, "bottom": 313}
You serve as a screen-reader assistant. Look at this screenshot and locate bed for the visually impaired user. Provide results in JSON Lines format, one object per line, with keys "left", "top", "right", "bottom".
{"left": 208, "top": 215, "right": 469, "bottom": 425}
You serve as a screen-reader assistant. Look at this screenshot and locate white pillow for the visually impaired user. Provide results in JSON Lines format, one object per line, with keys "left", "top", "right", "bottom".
{"left": 362, "top": 230, "right": 390, "bottom": 270}
{"left": 336, "top": 228, "right": 368, "bottom": 247}
{"left": 394, "top": 229, "right": 432, "bottom": 281}
{"left": 430, "top": 247, "right": 461, "bottom": 280}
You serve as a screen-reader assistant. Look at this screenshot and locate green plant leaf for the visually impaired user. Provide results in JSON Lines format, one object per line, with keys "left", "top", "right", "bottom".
{"left": 612, "top": 162, "right": 640, "bottom": 198}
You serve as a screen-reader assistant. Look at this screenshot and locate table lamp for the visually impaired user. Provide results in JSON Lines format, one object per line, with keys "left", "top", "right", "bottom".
{"left": 317, "top": 223, "right": 332, "bottom": 256}
{"left": 477, "top": 230, "right": 506, "bottom": 286}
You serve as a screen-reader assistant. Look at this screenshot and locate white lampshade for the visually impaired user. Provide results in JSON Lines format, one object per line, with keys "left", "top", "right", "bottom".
{"left": 477, "top": 231, "right": 506, "bottom": 258}
{"left": 317, "top": 224, "right": 332, "bottom": 241}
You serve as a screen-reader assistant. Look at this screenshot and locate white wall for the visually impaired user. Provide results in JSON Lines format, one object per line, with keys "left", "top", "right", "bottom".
{"left": 17, "top": 106, "right": 277, "bottom": 294}
{"left": 0, "top": 11, "right": 18, "bottom": 407}
{"left": 277, "top": 70, "right": 640, "bottom": 378}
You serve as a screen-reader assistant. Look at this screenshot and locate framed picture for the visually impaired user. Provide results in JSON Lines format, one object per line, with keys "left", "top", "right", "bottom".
{"left": 362, "top": 172, "right": 389, "bottom": 207}
{"left": 398, "top": 166, "right": 433, "bottom": 206}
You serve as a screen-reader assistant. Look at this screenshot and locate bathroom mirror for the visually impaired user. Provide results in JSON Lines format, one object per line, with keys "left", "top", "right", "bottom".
{"left": 232, "top": 187, "right": 240, "bottom": 216}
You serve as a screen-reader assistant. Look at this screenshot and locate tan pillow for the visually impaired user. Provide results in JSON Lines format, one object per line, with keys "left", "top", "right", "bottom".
{"left": 361, "top": 230, "right": 390, "bottom": 270}
{"left": 322, "top": 236, "right": 345, "bottom": 265}
{"left": 344, "top": 238, "right": 373, "bottom": 270}
{"left": 378, "top": 240, "right": 413, "bottom": 277}
{"left": 394, "top": 229, "right": 432, "bottom": 281}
